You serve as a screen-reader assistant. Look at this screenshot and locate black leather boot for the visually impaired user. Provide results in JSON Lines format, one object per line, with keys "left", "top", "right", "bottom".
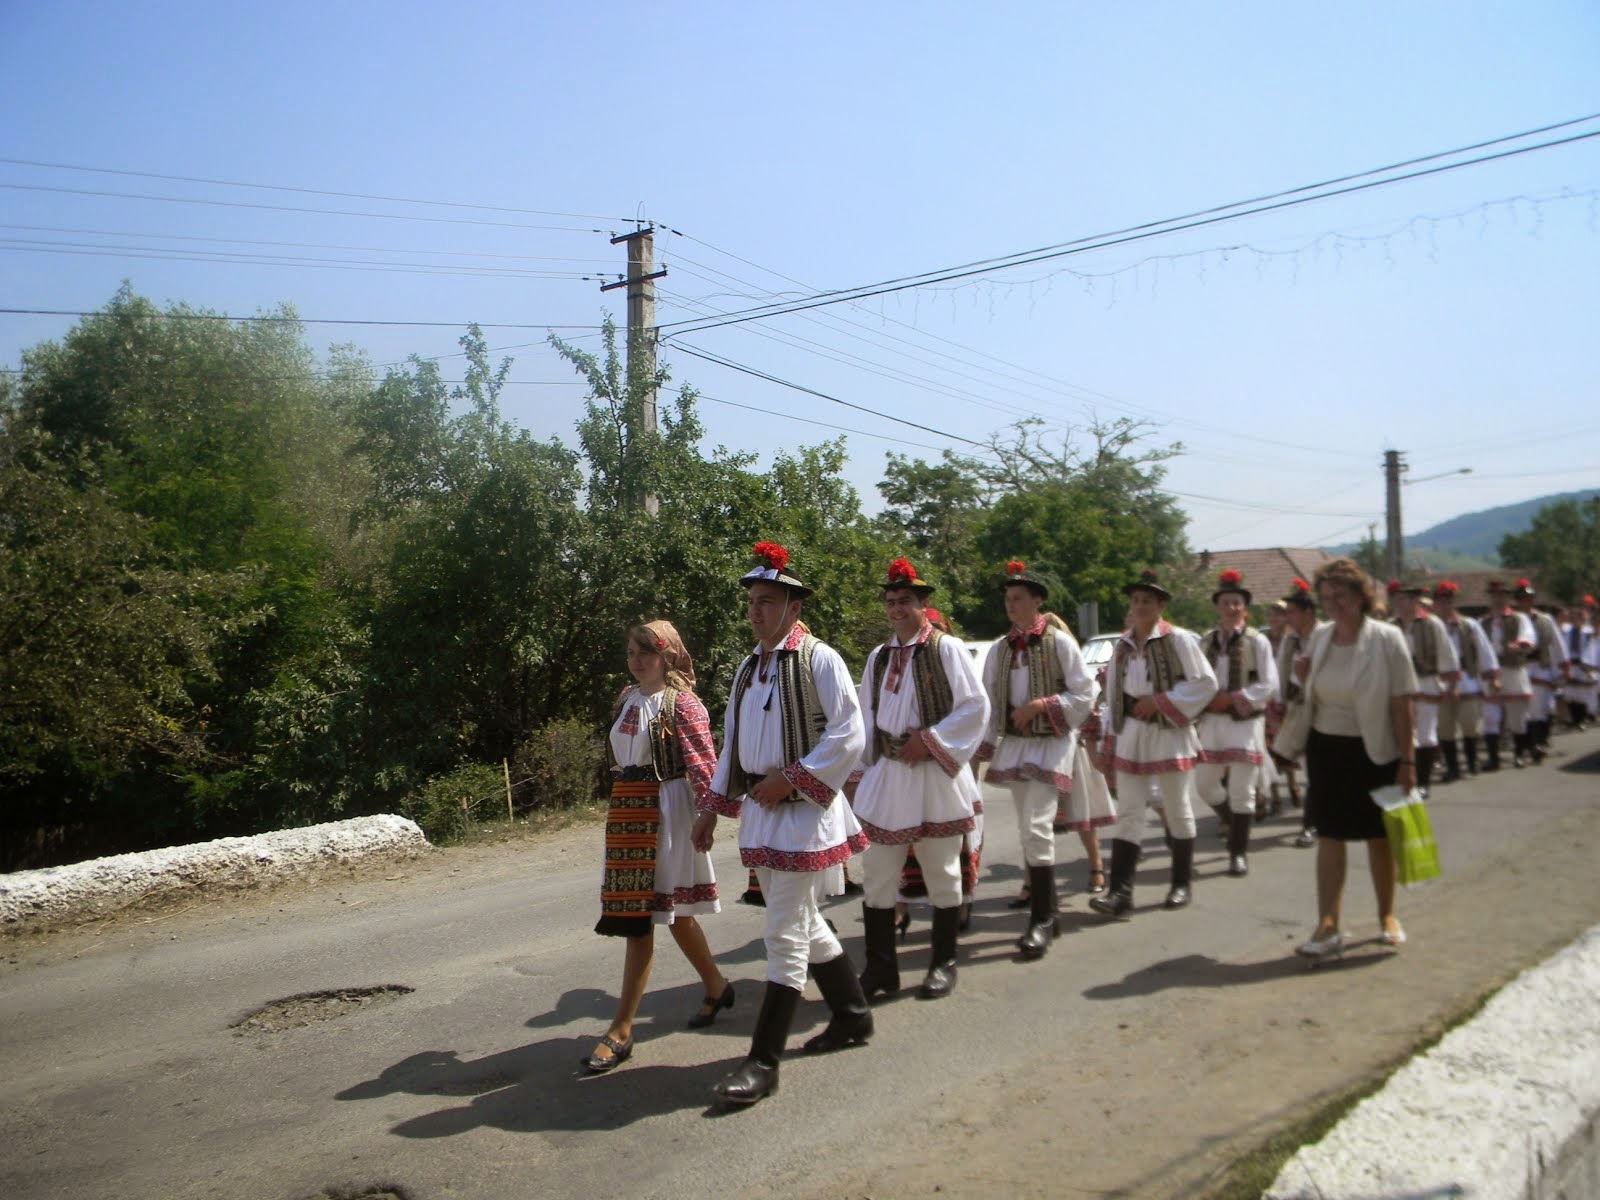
{"left": 1483, "top": 734, "right": 1501, "bottom": 772}
{"left": 1017, "top": 864, "right": 1059, "bottom": 959}
{"left": 857, "top": 905, "right": 900, "bottom": 1002}
{"left": 919, "top": 905, "right": 961, "bottom": 998}
{"left": 1463, "top": 736, "right": 1479, "bottom": 775}
{"left": 1165, "top": 838, "right": 1194, "bottom": 908}
{"left": 1227, "top": 812, "right": 1251, "bottom": 877}
{"left": 1415, "top": 745, "right": 1434, "bottom": 796}
{"left": 1512, "top": 732, "right": 1529, "bottom": 768}
{"left": 714, "top": 981, "right": 800, "bottom": 1105}
{"left": 1090, "top": 838, "right": 1139, "bottom": 916}
{"left": 802, "top": 954, "right": 873, "bottom": 1052}
{"left": 1440, "top": 741, "right": 1461, "bottom": 783}
{"left": 1530, "top": 720, "right": 1549, "bottom": 762}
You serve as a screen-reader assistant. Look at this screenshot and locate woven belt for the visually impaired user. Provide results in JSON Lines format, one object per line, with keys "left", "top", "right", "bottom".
{"left": 875, "top": 729, "right": 915, "bottom": 760}
{"left": 614, "top": 764, "right": 657, "bottom": 782}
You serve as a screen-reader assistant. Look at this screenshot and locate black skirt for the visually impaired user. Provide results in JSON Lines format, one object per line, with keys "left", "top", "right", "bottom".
{"left": 1305, "top": 728, "right": 1397, "bottom": 842}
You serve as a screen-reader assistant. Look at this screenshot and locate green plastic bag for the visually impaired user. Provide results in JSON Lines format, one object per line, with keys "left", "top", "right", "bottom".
{"left": 1373, "top": 785, "right": 1441, "bottom": 886}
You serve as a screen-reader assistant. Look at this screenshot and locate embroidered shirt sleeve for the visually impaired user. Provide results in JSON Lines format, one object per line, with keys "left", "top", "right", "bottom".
{"left": 1160, "top": 631, "right": 1219, "bottom": 724}
{"left": 782, "top": 761, "right": 835, "bottom": 806}
{"left": 675, "top": 692, "right": 718, "bottom": 801}
{"left": 790, "top": 641, "right": 867, "bottom": 800}
{"left": 1047, "top": 630, "right": 1095, "bottom": 734}
{"left": 699, "top": 687, "right": 743, "bottom": 817}
{"left": 920, "top": 634, "right": 990, "bottom": 777}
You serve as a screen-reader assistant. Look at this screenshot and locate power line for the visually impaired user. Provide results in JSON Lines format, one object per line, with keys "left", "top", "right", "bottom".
{"left": 671, "top": 343, "right": 989, "bottom": 448}
{"left": 0, "top": 223, "right": 618, "bottom": 264}
{"left": 0, "top": 182, "right": 611, "bottom": 234}
{"left": 0, "top": 307, "right": 603, "bottom": 331}
{"left": 0, "top": 156, "right": 637, "bottom": 223}
{"left": 659, "top": 122, "right": 1600, "bottom": 336}
{"left": 0, "top": 239, "right": 608, "bottom": 281}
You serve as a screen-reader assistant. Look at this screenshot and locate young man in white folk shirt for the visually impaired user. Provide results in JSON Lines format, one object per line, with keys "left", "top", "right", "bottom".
{"left": 852, "top": 557, "right": 989, "bottom": 1000}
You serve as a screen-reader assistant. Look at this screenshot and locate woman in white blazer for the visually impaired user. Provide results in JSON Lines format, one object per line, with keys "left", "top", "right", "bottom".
{"left": 1293, "top": 559, "right": 1418, "bottom": 958}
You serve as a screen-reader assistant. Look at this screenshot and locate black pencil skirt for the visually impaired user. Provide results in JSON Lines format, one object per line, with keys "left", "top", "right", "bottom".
{"left": 1305, "top": 728, "right": 1397, "bottom": 842}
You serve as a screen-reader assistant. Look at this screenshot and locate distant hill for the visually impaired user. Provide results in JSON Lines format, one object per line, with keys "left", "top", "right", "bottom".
{"left": 1330, "top": 489, "right": 1600, "bottom": 564}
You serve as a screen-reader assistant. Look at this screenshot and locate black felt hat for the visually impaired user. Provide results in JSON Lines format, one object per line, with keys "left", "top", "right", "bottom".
{"left": 883, "top": 556, "right": 934, "bottom": 598}
{"left": 740, "top": 541, "right": 814, "bottom": 599}
{"left": 1124, "top": 568, "right": 1172, "bottom": 602}
{"left": 999, "top": 559, "right": 1049, "bottom": 599}
{"left": 1211, "top": 568, "right": 1252, "bottom": 606}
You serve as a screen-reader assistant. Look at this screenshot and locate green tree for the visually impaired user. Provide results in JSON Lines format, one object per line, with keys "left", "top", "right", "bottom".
{"left": 1499, "top": 497, "right": 1600, "bottom": 604}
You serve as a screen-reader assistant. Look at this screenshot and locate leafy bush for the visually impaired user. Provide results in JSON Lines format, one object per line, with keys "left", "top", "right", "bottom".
{"left": 511, "top": 717, "right": 606, "bottom": 813}
{"left": 400, "top": 762, "right": 507, "bottom": 844}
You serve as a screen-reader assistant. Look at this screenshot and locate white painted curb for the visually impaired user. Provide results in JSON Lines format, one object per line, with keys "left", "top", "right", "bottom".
{"left": 0, "top": 815, "right": 431, "bottom": 931}
{"left": 1266, "top": 924, "right": 1600, "bottom": 1199}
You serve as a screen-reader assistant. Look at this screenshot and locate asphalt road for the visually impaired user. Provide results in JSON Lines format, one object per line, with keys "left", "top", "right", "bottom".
{"left": 4, "top": 729, "right": 1598, "bottom": 1200}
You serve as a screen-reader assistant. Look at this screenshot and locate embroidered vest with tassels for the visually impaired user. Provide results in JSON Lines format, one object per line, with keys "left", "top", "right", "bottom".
{"left": 1203, "top": 627, "right": 1260, "bottom": 722}
{"left": 865, "top": 629, "right": 954, "bottom": 763}
{"left": 1402, "top": 616, "right": 1442, "bottom": 676}
{"left": 1447, "top": 619, "right": 1482, "bottom": 677}
{"left": 725, "top": 635, "right": 827, "bottom": 801}
{"left": 1111, "top": 633, "right": 1186, "bottom": 735}
{"left": 605, "top": 686, "right": 688, "bottom": 782}
{"left": 1488, "top": 611, "right": 1529, "bottom": 668}
{"left": 989, "top": 630, "right": 1066, "bottom": 739}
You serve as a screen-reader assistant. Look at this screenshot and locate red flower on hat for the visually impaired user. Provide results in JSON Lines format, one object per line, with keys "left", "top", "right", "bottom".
{"left": 1516, "top": 577, "right": 1532, "bottom": 589}
{"left": 888, "top": 557, "right": 917, "bottom": 584}
{"left": 1585, "top": 594, "right": 1597, "bottom": 607}
{"left": 1436, "top": 580, "right": 1459, "bottom": 595}
{"left": 752, "top": 541, "right": 789, "bottom": 571}
{"left": 1218, "top": 568, "right": 1243, "bottom": 587}
{"left": 1006, "top": 560, "right": 1026, "bottom": 575}
{"left": 1291, "top": 577, "right": 1311, "bottom": 593}
{"left": 1386, "top": 579, "right": 1402, "bottom": 593}
{"left": 1140, "top": 568, "right": 1160, "bottom": 583}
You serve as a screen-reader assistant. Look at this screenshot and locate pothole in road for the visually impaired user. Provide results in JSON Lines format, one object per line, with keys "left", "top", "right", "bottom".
{"left": 231, "top": 985, "right": 414, "bottom": 1033}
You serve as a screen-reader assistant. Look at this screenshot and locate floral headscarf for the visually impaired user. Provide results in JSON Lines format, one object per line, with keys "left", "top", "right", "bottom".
{"left": 635, "top": 620, "right": 696, "bottom": 692}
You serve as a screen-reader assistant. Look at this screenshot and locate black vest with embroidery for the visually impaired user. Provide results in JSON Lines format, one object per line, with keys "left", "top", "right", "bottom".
{"left": 865, "top": 629, "right": 954, "bottom": 761}
{"left": 605, "top": 686, "right": 688, "bottom": 782}
{"left": 725, "top": 635, "right": 827, "bottom": 801}
{"left": 1111, "top": 634, "right": 1186, "bottom": 734}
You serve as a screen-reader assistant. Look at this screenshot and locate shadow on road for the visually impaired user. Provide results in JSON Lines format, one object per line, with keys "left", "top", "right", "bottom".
{"left": 1081, "top": 947, "right": 1391, "bottom": 1000}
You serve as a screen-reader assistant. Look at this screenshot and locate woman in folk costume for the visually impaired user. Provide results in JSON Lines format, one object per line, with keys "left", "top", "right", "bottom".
{"left": 584, "top": 621, "right": 732, "bottom": 1074}
{"left": 1193, "top": 569, "right": 1279, "bottom": 878}
{"left": 1089, "top": 570, "right": 1219, "bottom": 915}
{"left": 852, "top": 559, "right": 989, "bottom": 1001}
{"left": 694, "top": 542, "right": 870, "bottom": 1106}
{"left": 1432, "top": 580, "right": 1498, "bottom": 780}
{"left": 975, "top": 561, "right": 1097, "bottom": 959}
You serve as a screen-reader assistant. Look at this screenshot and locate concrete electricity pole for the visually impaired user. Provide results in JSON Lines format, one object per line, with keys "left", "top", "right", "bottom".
{"left": 601, "top": 226, "right": 667, "bottom": 514}
{"left": 1384, "top": 449, "right": 1406, "bottom": 583}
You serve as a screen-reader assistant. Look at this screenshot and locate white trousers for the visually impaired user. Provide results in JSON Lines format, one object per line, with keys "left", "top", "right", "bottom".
{"left": 1194, "top": 761, "right": 1259, "bottom": 816}
{"left": 1531, "top": 683, "right": 1558, "bottom": 721}
{"left": 1004, "top": 779, "right": 1058, "bottom": 866}
{"left": 1485, "top": 698, "right": 1528, "bottom": 737}
{"left": 1114, "top": 770, "right": 1197, "bottom": 842}
{"left": 1413, "top": 699, "right": 1440, "bottom": 748}
{"left": 861, "top": 836, "right": 963, "bottom": 909}
{"left": 756, "top": 867, "right": 844, "bottom": 990}
{"left": 1438, "top": 694, "right": 1483, "bottom": 738}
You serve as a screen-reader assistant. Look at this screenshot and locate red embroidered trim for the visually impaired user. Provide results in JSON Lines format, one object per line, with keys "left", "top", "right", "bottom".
{"left": 699, "top": 791, "right": 741, "bottom": 817}
{"left": 973, "top": 796, "right": 984, "bottom": 816}
{"left": 974, "top": 740, "right": 995, "bottom": 764}
{"left": 666, "top": 883, "right": 719, "bottom": 907}
{"left": 859, "top": 816, "right": 976, "bottom": 844}
{"left": 1043, "top": 694, "right": 1068, "bottom": 737}
{"left": 674, "top": 692, "right": 718, "bottom": 798}
{"left": 1153, "top": 692, "right": 1190, "bottom": 727}
{"left": 740, "top": 835, "right": 869, "bottom": 871}
{"left": 1110, "top": 754, "right": 1197, "bottom": 775}
{"left": 780, "top": 623, "right": 808, "bottom": 652}
{"left": 617, "top": 703, "right": 641, "bottom": 736}
{"left": 986, "top": 762, "right": 1074, "bottom": 798}
{"left": 1195, "top": 747, "right": 1264, "bottom": 766}
{"left": 783, "top": 762, "right": 835, "bottom": 806}
{"left": 1081, "top": 710, "right": 1103, "bottom": 741}
{"left": 921, "top": 730, "right": 960, "bottom": 778}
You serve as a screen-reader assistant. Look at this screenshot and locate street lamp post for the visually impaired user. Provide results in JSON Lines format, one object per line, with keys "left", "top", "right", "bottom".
{"left": 1385, "top": 453, "right": 1473, "bottom": 580}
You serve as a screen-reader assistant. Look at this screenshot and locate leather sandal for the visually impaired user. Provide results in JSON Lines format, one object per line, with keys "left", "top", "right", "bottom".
{"left": 582, "top": 1033, "right": 633, "bottom": 1073}
{"left": 687, "top": 981, "right": 735, "bottom": 1029}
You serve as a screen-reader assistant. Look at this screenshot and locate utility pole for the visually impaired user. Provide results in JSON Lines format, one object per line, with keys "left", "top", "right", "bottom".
{"left": 601, "top": 226, "right": 667, "bottom": 514}
{"left": 1383, "top": 449, "right": 1406, "bottom": 583}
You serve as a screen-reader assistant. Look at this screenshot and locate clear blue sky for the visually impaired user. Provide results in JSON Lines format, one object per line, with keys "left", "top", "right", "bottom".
{"left": 3, "top": 1, "right": 1597, "bottom": 553}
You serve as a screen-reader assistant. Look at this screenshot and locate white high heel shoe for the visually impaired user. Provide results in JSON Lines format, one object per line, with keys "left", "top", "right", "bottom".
{"left": 1379, "top": 924, "right": 1407, "bottom": 947}
{"left": 1295, "top": 929, "right": 1344, "bottom": 959}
